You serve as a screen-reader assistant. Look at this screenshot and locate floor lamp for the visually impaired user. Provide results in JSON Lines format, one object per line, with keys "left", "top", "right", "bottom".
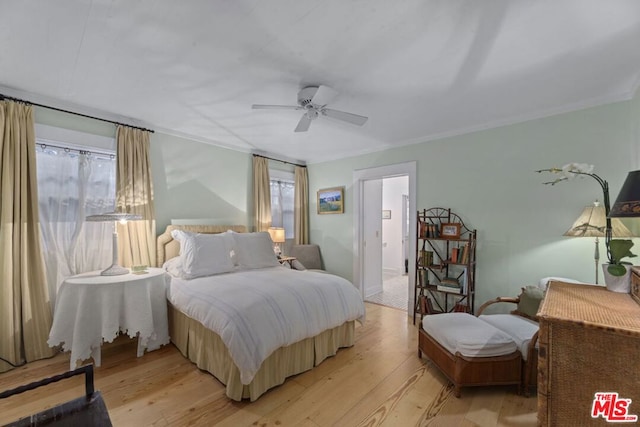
{"left": 85, "top": 212, "right": 142, "bottom": 276}
{"left": 564, "top": 201, "right": 634, "bottom": 284}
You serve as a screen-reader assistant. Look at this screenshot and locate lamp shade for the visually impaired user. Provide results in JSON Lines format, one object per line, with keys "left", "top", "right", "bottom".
{"left": 563, "top": 203, "right": 634, "bottom": 237}
{"left": 267, "top": 227, "right": 285, "bottom": 243}
{"left": 610, "top": 170, "right": 640, "bottom": 217}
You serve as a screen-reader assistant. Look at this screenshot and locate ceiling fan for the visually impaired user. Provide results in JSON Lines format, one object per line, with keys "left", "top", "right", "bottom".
{"left": 251, "top": 85, "right": 368, "bottom": 132}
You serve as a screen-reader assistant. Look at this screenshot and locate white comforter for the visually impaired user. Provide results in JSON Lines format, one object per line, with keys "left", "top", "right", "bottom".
{"left": 167, "top": 266, "right": 365, "bottom": 384}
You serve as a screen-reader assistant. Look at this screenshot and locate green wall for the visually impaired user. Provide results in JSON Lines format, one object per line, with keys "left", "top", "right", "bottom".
{"left": 309, "top": 96, "right": 640, "bottom": 306}
{"left": 150, "top": 133, "right": 252, "bottom": 235}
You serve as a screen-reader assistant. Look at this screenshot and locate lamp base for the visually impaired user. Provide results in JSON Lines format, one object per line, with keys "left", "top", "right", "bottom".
{"left": 100, "top": 264, "right": 129, "bottom": 276}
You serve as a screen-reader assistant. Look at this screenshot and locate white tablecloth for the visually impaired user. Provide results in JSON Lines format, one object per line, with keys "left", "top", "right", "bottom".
{"left": 48, "top": 268, "right": 170, "bottom": 370}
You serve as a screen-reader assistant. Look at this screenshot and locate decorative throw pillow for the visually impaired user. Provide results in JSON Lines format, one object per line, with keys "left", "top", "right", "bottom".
{"left": 291, "top": 259, "right": 307, "bottom": 271}
{"left": 514, "top": 285, "right": 545, "bottom": 319}
{"left": 232, "top": 232, "right": 281, "bottom": 269}
{"left": 171, "top": 230, "right": 235, "bottom": 278}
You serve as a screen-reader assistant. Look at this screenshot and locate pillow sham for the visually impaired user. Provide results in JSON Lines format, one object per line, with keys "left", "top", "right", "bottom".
{"left": 232, "top": 231, "right": 281, "bottom": 269}
{"left": 171, "top": 229, "right": 235, "bottom": 278}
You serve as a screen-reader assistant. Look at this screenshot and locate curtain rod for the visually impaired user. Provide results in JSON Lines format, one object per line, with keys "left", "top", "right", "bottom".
{"left": 37, "top": 142, "right": 115, "bottom": 159}
{"left": 0, "top": 93, "right": 155, "bottom": 134}
{"left": 253, "top": 153, "right": 306, "bottom": 168}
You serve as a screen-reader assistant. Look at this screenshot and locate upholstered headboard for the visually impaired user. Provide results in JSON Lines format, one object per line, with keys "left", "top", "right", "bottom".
{"left": 156, "top": 224, "right": 247, "bottom": 266}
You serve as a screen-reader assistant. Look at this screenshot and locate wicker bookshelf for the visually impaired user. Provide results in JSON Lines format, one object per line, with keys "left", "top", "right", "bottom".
{"left": 413, "top": 207, "right": 476, "bottom": 324}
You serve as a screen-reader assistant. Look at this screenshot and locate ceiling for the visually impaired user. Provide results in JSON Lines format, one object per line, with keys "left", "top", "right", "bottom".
{"left": 1, "top": 1, "right": 640, "bottom": 164}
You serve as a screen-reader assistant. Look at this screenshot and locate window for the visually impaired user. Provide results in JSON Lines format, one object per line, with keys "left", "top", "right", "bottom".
{"left": 35, "top": 125, "right": 116, "bottom": 307}
{"left": 270, "top": 169, "right": 295, "bottom": 239}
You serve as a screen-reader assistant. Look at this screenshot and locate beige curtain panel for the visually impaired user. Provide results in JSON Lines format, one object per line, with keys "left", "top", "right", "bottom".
{"left": 0, "top": 101, "right": 55, "bottom": 373}
{"left": 116, "top": 126, "right": 156, "bottom": 267}
{"left": 294, "top": 166, "right": 309, "bottom": 244}
{"left": 253, "top": 156, "right": 272, "bottom": 232}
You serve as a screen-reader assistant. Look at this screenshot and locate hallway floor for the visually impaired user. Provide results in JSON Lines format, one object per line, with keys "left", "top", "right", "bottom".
{"left": 365, "top": 272, "right": 408, "bottom": 311}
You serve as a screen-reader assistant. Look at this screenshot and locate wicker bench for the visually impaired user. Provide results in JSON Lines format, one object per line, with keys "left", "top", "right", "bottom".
{"left": 418, "top": 313, "right": 522, "bottom": 397}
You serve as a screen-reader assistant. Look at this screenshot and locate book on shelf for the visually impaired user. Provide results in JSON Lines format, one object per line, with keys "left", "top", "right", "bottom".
{"left": 425, "top": 223, "right": 439, "bottom": 238}
{"left": 419, "top": 269, "right": 428, "bottom": 286}
{"left": 460, "top": 243, "right": 469, "bottom": 264}
{"left": 437, "top": 284, "right": 462, "bottom": 294}
{"left": 440, "top": 276, "right": 459, "bottom": 286}
{"left": 453, "top": 303, "right": 469, "bottom": 313}
{"left": 418, "top": 250, "right": 433, "bottom": 267}
{"left": 419, "top": 221, "right": 427, "bottom": 238}
{"left": 450, "top": 247, "right": 459, "bottom": 263}
{"left": 419, "top": 295, "right": 427, "bottom": 314}
{"left": 420, "top": 296, "right": 442, "bottom": 314}
{"left": 460, "top": 267, "right": 468, "bottom": 294}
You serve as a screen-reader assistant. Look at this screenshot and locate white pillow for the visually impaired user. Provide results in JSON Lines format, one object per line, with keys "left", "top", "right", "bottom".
{"left": 171, "top": 230, "right": 235, "bottom": 278}
{"left": 232, "top": 232, "right": 281, "bottom": 269}
{"left": 163, "top": 256, "right": 185, "bottom": 278}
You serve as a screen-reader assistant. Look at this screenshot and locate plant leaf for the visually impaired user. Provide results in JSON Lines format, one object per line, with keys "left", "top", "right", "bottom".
{"left": 607, "top": 263, "right": 628, "bottom": 276}
{"left": 609, "top": 239, "right": 636, "bottom": 264}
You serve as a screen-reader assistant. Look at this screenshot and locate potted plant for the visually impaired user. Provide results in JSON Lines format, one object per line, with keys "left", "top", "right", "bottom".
{"left": 537, "top": 163, "right": 635, "bottom": 291}
{"left": 607, "top": 239, "right": 636, "bottom": 275}
{"left": 602, "top": 239, "right": 636, "bottom": 292}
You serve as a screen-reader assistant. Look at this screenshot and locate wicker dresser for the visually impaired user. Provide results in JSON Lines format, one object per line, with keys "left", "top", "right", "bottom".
{"left": 537, "top": 279, "right": 640, "bottom": 426}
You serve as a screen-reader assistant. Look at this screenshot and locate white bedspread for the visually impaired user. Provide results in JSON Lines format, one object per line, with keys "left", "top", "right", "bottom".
{"left": 167, "top": 266, "right": 365, "bottom": 384}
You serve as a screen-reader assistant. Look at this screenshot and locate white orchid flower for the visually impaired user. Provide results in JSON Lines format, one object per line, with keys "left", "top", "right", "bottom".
{"left": 561, "top": 163, "right": 595, "bottom": 180}
{"left": 535, "top": 162, "right": 596, "bottom": 185}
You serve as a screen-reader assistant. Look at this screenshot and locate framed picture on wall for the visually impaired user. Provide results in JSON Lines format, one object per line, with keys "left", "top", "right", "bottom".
{"left": 317, "top": 186, "right": 345, "bottom": 214}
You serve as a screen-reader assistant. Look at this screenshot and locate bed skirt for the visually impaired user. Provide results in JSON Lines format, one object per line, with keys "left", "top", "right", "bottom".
{"left": 168, "top": 304, "right": 355, "bottom": 401}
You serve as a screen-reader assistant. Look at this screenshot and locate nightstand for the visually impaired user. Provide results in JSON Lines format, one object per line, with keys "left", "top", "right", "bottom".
{"left": 48, "top": 268, "right": 170, "bottom": 370}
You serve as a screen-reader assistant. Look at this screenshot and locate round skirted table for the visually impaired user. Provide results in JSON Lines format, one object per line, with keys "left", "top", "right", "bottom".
{"left": 48, "top": 268, "right": 170, "bottom": 370}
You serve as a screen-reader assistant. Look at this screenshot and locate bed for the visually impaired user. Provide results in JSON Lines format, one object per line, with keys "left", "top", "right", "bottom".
{"left": 156, "top": 224, "right": 365, "bottom": 401}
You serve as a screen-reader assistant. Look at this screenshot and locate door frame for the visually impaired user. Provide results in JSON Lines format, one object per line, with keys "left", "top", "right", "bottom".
{"left": 353, "top": 161, "right": 417, "bottom": 313}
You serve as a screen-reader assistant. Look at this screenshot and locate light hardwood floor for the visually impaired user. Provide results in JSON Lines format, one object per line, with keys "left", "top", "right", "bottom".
{"left": 0, "top": 303, "right": 537, "bottom": 426}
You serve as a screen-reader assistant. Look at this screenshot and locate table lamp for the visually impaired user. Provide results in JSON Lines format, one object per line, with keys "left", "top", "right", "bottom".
{"left": 267, "top": 227, "right": 285, "bottom": 256}
{"left": 610, "top": 170, "right": 640, "bottom": 217}
{"left": 564, "top": 200, "right": 634, "bottom": 283}
{"left": 85, "top": 212, "right": 142, "bottom": 276}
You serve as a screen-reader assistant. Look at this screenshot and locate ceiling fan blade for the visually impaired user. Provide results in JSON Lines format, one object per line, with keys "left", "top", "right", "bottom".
{"left": 321, "top": 108, "right": 368, "bottom": 126}
{"left": 294, "top": 114, "right": 312, "bottom": 132}
{"left": 310, "top": 85, "right": 338, "bottom": 106}
{"left": 252, "top": 104, "right": 302, "bottom": 110}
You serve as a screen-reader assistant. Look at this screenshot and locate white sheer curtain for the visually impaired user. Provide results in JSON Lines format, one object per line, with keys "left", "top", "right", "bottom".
{"left": 36, "top": 145, "right": 115, "bottom": 308}
{"left": 270, "top": 179, "right": 295, "bottom": 239}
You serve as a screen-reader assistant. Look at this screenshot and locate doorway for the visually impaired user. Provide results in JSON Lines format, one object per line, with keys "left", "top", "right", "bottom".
{"left": 352, "top": 162, "right": 416, "bottom": 315}
{"left": 364, "top": 176, "right": 409, "bottom": 310}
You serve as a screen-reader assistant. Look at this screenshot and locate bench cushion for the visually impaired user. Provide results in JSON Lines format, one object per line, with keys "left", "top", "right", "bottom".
{"left": 422, "top": 313, "right": 517, "bottom": 358}
{"left": 479, "top": 314, "right": 538, "bottom": 361}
